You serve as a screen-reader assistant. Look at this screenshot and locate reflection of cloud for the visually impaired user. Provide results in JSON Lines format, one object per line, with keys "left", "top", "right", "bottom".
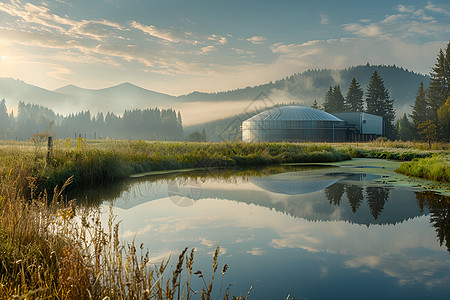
{"left": 345, "top": 255, "right": 381, "bottom": 268}
{"left": 198, "top": 237, "right": 217, "bottom": 248}
{"left": 344, "top": 254, "right": 450, "bottom": 287}
{"left": 246, "top": 248, "right": 266, "bottom": 256}
{"left": 121, "top": 224, "right": 153, "bottom": 238}
{"left": 104, "top": 193, "right": 450, "bottom": 289}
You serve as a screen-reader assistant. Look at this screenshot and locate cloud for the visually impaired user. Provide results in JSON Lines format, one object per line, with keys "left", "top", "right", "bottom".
{"left": 320, "top": 14, "right": 329, "bottom": 25}
{"left": 130, "top": 21, "right": 182, "bottom": 43}
{"left": 46, "top": 65, "right": 73, "bottom": 81}
{"left": 246, "top": 36, "right": 267, "bottom": 44}
{"left": 270, "top": 38, "right": 446, "bottom": 75}
{"left": 0, "top": 0, "right": 77, "bottom": 32}
{"left": 343, "top": 23, "right": 382, "bottom": 37}
{"left": 208, "top": 34, "right": 228, "bottom": 45}
{"left": 425, "top": 2, "right": 450, "bottom": 15}
{"left": 69, "top": 20, "right": 124, "bottom": 40}
{"left": 200, "top": 45, "right": 216, "bottom": 55}
{"left": 231, "top": 48, "right": 255, "bottom": 55}
{"left": 343, "top": 3, "right": 449, "bottom": 40}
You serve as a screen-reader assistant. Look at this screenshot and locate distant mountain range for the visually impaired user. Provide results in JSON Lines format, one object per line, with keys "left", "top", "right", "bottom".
{"left": 0, "top": 79, "right": 178, "bottom": 115}
{"left": 0, "top": 64, "right": 430, "bottom": 121}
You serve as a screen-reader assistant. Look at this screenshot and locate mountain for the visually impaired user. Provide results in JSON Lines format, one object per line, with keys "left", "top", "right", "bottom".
{"left": 54, "top": 82, "right": 178, "bottom": 115}
{"left": 0, "top": 78, "right": 72, "bottom": 113}
{"left": 0, "top": 79, "right": 178, "bottom": 116}
{"left": 179, "top": 64, "right": 430, "bottom": 111}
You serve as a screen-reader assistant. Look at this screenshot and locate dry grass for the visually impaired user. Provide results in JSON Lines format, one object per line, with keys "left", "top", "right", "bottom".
{"left": 0, "top": 171, "right": 242, "bottom": 299}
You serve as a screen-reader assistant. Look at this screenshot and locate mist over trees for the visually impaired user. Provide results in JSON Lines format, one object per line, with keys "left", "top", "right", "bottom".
{"left": 179, "top": 64, "right": 429, "bottom": 109}
{"left": 0, "top": 101, "right": 183, "bottom": 141}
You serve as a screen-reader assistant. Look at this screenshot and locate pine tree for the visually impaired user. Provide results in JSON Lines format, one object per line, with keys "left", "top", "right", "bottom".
{"left": 365, "top": 71, "right": 396, "bottom": 139}
{"left": 0, "top": 99, "right": 9, "bottom": 138}
{"left": 428, "top": 42, "right": 450, "bottom": 116}
{"left": 323, "top": 86, "right": 334, "bottom": 112}
{"left": 311, "top": 99, "right": 321, "bottom": 110}
{"left": 437, "top": 98, "right": 450, "bottom": 142}
{"left": 332, "top": 85, "right": 345, "bottom": 112}
{"left": 396, "top": 113, "right": 413, "bottom": 141}
{"left": 345, "top": 78, "right": 364, "bottom": 112}
{"left": 323, "top": 85, "right": 345, "bottom": 112}
{"left": 410, "top": 82, "right": 430, "bottom": 139}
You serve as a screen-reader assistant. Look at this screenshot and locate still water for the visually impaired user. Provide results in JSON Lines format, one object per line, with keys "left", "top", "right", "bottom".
{"left": 94, "top": 159, "right": 450, "bottom": 299}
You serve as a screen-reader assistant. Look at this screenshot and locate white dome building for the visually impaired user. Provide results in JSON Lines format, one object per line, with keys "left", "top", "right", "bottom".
{"left": 242, "top": 106, "right": 347, "bottom": 142}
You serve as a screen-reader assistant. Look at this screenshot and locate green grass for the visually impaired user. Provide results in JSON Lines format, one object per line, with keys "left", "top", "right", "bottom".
{"left": 396, "top": 154, "right": 450, "bottom": 183}
{"left": 1, "top": 139, "right": 353, "bottom": 194}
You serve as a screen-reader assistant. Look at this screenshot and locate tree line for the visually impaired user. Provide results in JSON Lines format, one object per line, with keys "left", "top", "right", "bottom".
{"left": 403, "top": 42, "right": 450, "bottom": 146}
{"left": 318, "top": 42, "right": 450, "bottom": 144}
{"left": 318, "top": 71, "right": 396, "bottom": 139}
{"left": 0, "top": 101, "right": 184, "bottom": 141}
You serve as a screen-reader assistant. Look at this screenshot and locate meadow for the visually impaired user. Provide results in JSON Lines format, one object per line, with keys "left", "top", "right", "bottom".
{"left": 0, "top": 138, "right": 449, "bottom": 299}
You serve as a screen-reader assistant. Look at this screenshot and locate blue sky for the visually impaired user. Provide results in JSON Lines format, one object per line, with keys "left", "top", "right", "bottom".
{"left": 0, "top": 0, "right": 448, "bottom": 95}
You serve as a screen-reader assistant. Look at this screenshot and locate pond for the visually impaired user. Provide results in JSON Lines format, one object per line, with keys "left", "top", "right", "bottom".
{"left": 90, "top": 159, "right": 450, "bottom": 299}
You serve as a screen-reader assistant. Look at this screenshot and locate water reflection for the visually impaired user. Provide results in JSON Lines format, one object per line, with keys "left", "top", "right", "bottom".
{"left": 416, "top": 192, "right": 450, "bottom": 252}
{"left": 93, "top": 162, "right": 450, "bottom": 299}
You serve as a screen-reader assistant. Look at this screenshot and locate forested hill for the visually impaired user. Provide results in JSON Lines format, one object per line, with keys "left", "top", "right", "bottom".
{"left": 179, "top": 64, "right": 430, "bottom": 108}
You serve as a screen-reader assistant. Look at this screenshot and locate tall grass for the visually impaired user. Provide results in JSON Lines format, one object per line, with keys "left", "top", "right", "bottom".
{"left": 396, "top": 154, "right": 450, "bottom": 183}
{"left": 1, "top": 140, "right": 352, "bottom": 195}
{"left": 0, "top": 173, "right": 240, "bottom": 299}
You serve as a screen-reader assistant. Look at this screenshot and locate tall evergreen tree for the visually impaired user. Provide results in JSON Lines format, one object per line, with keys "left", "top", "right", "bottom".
{"left": 410, "top": 82, "right": 430, "bottom": 139}
{"left": 323, "top": 85, "right": 345, "bottom": 112}
{"left": 437, "top": 98, "right": 450, "bottom": 142}
{"left": 0, "top": 99, "right": 9, "bottom": 138}
{"left": 428, "top": 42, "right": 450, "bottom": 116}
{"left": 345, "top": 77, "right": 364, "bottom": 112}
{"left": 396, "top": 113, "right": 413, "bottom": 141}
{"left": 323, "top": 86, "right": 334, "bottom": 112}
{"left": 365, "top": 71, "right": 396, "bottom": 139}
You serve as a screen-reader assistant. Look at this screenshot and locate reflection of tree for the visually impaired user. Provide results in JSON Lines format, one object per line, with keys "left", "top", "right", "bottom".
{"left": 325, "top": 183, "right": 345, "bottom": 206}
{"left": 416, "top": 192, "right": 450, "bottom": 252}
{"left": 345, "top": 185, "right": 364, "bottom": 213}
{"left": 366, "top": 187, "right": 390, "bottom": 220}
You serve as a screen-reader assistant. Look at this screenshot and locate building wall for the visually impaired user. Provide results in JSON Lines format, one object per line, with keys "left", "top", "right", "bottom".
{"left": 332, "top": 112, "right": 383, "bottom": 135}
{"left": 242, "top": 120, "right": 347, "bottom": 142}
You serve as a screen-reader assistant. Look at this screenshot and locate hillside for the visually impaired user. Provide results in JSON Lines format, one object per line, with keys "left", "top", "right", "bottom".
{"left": 179, "top": 64, "right": 430, "bottom": 109}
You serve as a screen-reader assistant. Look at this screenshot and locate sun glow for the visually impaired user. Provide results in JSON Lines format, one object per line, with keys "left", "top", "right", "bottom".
{"left": 1, "top": 56, "right": 6, "bottom": 63}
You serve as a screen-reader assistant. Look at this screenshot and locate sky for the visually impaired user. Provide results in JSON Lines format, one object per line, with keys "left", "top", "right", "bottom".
{"left": 0, "top": 0, "right": 448, "bottom": 95}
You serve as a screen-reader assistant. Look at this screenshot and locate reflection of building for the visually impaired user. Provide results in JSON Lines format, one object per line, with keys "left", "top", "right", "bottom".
{"left": 250, "top": 176, "right": 339, "bottom": 195}
{"left": 241, "top": 106, "right": 383, "bottom": 142}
